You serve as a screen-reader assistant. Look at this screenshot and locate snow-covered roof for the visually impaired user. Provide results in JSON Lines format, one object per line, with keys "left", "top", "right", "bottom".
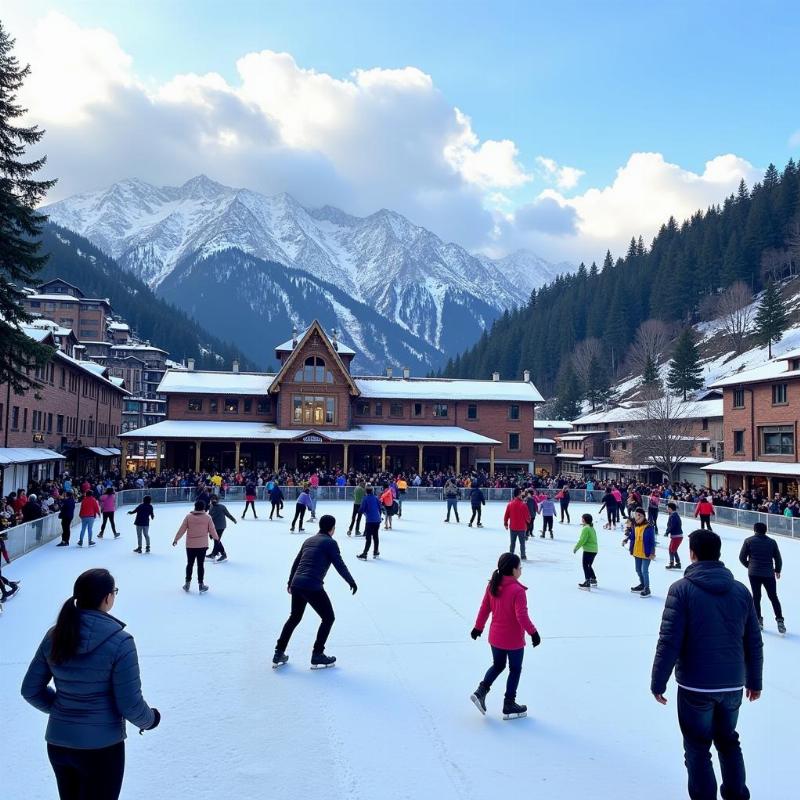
{"left": 0, "top": 448, "right": 66, "bottom": 465}
{"left": 702, "top": 460, "right": 800, "bottom": 477}
{"left": 534, "top": 437, "right": 555, "bottom": 444}
{"left": 109, "top": 376, "right": 125, "bottom": 388}
{"left": 158, "top": 369, "right": 275, "bottom": 395}
{"left": 19, "top": 325, "right": 51, "bottom": 343}
{"left": 534, "top": 419, "right": 573, "bottom": 431}
{"left": 709, "top": 360, "right": 800, "bottom": 388}
{"left": 559, "top": 432, "right": 597, "bottom": 441}
{"left": 275, "top": 328, "right": 356, "bottom": 355}
{"left": 595, "top": 463, "right": 651, "bottom": 472}
{"left": 29, "top": 319, "right": 74, "bottom": 337}
{"left": 555, "top": 453, "right": 584, "bottom": 459}
{"left": 84, "top": 447, "right": 121, "bottom": 456}
{"left": 120, "top": 420, "right": 500, "bottom": 445}
{"left": 355, "top": 377, "right": 543, "bottom": 403}
{"left": 54, "top": 351, "right": 126, "bottom": 392}
{"left": 776, "top": 347, "right": 800, "bottom": 361}
{"left": 112, "top": 344, "right": 168, "bottom": 354}
{"left": 573, "top": 399, "right": 723, "bottom": 424}
{"left": 26, "top": 293, "right": 81, "bottom": 302}
{"left": 108, "top": 322, "right": 130, "bottom": 331}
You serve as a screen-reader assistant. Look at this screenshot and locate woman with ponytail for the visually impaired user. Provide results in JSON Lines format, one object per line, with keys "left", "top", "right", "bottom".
{"left": 21, "top": 568, "right": 160, "bottom": 800}
{"left": 469, "top": 552, "right": 541, "bottom": 720}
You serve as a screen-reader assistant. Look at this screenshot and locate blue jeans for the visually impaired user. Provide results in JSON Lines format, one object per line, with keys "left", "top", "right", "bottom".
{"left": 634, "top": 556, "right": 651, "bottom": 589}
{"left": 445, "top": 498, "right": 459, "bottom": 521}
{"left": 509, "top": 529, "right": 526, "bottom": 559}
{"left": 677, "top": 689, "right": 749, "bottom": 800}
{"left": 482, "top": 646, "right": 524, "bottom": 700}
{"left": 79, "top": 517, "right": 95, "bottom": 544}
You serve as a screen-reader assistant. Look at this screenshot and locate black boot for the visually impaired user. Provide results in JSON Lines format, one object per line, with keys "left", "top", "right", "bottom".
{"left": 470, "top": 682, "right": 489, "bottom": 715}
{"left": 272, "top": 649, "right": 289, "bottom": 668}
{"left": 502, "top": 698, "right": 527, "bottom": 719}
{"left": 311, "top": 652, "right": 336, "bottom": 669}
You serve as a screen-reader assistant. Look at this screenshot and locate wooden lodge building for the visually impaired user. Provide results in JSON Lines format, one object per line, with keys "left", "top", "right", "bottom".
{"left": 121, "top": 322, "right": 543, "bottom": 475}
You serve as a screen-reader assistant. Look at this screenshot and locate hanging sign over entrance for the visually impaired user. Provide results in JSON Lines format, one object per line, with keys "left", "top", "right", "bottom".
{"left": 302, "top": 434, "right": 324, "bottom": 443}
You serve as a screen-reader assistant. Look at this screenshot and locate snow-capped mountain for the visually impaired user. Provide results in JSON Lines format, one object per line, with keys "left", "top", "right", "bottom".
{"left": 45, "top": 175, "right": 570, "bottom": 370}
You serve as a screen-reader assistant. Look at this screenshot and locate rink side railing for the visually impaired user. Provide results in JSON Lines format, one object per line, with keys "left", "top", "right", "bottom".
{"left": 5, "top": 486, "right": 799, "bottom": 562}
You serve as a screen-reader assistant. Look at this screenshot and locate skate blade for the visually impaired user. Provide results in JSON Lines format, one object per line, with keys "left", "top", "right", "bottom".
{"left": 470, "top": 694, "right": 487, "bottom": 715}
{"left": 578, "top": 586, "right": 591, "bottom": 591}
{"left": 310, "top": 663, "right": 336, "bottom": 670}
{"left": 502, "top": 712, "right": 527, "bottom": 720}
{"left": 272, "top": 661, "right": 288, "bottom": 669}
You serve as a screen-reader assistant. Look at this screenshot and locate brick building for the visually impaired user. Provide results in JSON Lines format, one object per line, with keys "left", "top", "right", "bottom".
{"left": 703, "top": 350, "right": 800, "bottom": 495}
{"left": 121, "top": 321, "right": 542, "bottom": 474}
{"left": 533, "top": 419, "right": 573, "bottom": 476}
{"left": 23, "top": 279, "right": 112, "bottom": 343}
{"left": 0, "top": 327, "right": 126, "bottom": 491}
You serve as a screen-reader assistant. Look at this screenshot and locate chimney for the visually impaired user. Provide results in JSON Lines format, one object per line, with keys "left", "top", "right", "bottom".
{"left": 187, "top": 358, "right": 195, "bottom": 371}
{"left": 402, "top": 366, "right": 410, "bottom": 380}
{"left": 523, "top": 369, "right": 530, "bottom": 382}
{"left": 232, "top": 359, "right": 239, "bottom": 373}
{"left": 492, "top": 371, "right": 500, "bottom": 382}
{"left": 386, "top": 366, "right": 393, "bottom": 379}
{"left": 331, "top": 328, "right": 338, "bottom": 351}
{"left": 291, "top": 325, "right": 298, "bottom": 349}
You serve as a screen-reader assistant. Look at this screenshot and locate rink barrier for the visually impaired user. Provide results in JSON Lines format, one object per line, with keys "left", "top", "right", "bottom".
{"left": 5, "top": 486, "right": 799, "bottom": 562}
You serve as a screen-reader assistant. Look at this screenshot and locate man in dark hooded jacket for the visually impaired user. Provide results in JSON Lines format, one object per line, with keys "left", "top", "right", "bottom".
{"left": 651, "top": 528, "right": 763, "bottom": 800}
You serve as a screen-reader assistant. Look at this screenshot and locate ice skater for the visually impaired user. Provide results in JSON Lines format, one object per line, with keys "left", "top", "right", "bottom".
{"left": 693, "top": 493, "right": 715, "bottom": 531}
{"left": 574, "top": 513, "right": 598, "bottom": 589}
{"left": 664, "top": 501, "right": 683, "bottom": 570}
{"left": 739, "top": 522, "right": 786, "bottom": 635}
{"left": 469, "top": 552, "right": 541, "bottom": 719}
{"left": 468, "top": 484, "right": 486, "bottom": 527}
{"left": 97, "top": 488, "right": 118, "bottom": 539}
{"left": 444, "top": 478, "right": 460, "bottom": 523}
{"left": 290, "top": 487, "right": 314, "bottom": 532}
{"left": 348, "top": 480, "right": 366, "bottom": 535}
{"left": 209, "top": 495, "right": 237, "bottom": 563}
{"left": 380, "top": 483, "right": 395, "bottom": 530}
{"left": 173, "top": 501, "right": 219, "bottom": 592}
{"left": 0, "top": 534, "right": 20, "bottom": 606}
{"left": 524, "top": 490, "right": 537, "bottom": 538}
{"left": 128, "top": 495, "right": 154, "bottom": 553}
{"left": 77, "top": 490, "right": 101, "bottom": 547}
{"left": 557, "top": 487, "right": 571, "bottom": 524}
{"left": 623, "top": 508, "right": 656, "bottom": 597}
{"left": 56, "top": 491, "right": 75, "bottom": 546}
{"left": 273, "top": 514, "right": 357, "bottom": 669}
{"left": 242, "top": 480, "right": 258, "bottom": 519}
{"left": 269, "top": 483, "right": 284, "bottom": 519}
{"left": 504, "top": 488, "right": 531, "bottom": 560}
{"left": 539, "top": 494, "right": 555, "bottom": 538}
{"left": 357, "top": 484, "right": 382, "bottom": 560}
{"left": 598, "top": 487, "right": 618, "bottom": 529}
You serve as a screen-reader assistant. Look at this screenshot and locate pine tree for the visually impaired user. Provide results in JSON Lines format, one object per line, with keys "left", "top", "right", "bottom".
{"left": 754, "top": 280, "right": 788, "bottom": 357}
{"left": 584, "top": 355, "right": 611, "bottom": 410}
{"left": 642, "top": 354, "right": 660, "bottom": 389}
{"left": 667, "top": 328, "right": 704, "bottom": 399}
{"left": 0, "top": 22, "right": 57, "bottom": 390}
{"left": 554, "top": 365, "right": 582, "bottom": 420}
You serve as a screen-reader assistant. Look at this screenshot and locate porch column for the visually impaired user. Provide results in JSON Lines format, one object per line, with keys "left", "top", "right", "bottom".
{"left": 343, "top": 443, "right": 349, "bottom": 472}
{"left": 381, "top": 443, "right": 387, "bottom": 472}
{"left": 234, "top": 441, "right": 241, "bottom": 470}
{"left": 194, "top": 440, "right": 201, "bottom": 473}
{"left": 155, "top": 440, "right": 162, "bottom": 470}
{"left": 418, "top": 444, "right": 424, "bottom": 473}
{"left": 455, "top": 445, "right": 461, "bottom": 475}
{"left": 489, "top": 446, "right": 495, "bottom": 475}
{"left": 273, "top": 442, "right": 280, "bottom": 472}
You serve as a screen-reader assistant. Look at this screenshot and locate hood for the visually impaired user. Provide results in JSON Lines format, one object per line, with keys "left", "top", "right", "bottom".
{"left": 77, "top": 610, "right": 125, "bottom": 655}
{"left": 684, "top": 561, "right": 735, "bottom": 595}
{"left": 189, "top": 510, "right": 206, "bottom": 516}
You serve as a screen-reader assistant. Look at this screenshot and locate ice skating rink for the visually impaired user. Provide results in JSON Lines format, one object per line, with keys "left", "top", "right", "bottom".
{"left": 3, "top": 500, "right": 796, "bottom": 800}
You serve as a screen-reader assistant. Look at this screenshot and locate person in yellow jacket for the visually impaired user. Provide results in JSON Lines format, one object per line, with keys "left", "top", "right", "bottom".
{"left": 622, "top": 508, "right": 656, "bottom": 597}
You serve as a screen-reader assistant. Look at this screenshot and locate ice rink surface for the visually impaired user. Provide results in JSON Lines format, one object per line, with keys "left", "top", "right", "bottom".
{"left": 3, "top": 499, "right": 796, "bottom": 800}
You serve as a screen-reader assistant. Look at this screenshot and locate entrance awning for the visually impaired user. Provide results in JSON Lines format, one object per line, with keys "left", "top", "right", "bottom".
{"left": 701, "top": 460, "right": 800, "bottom": 477}
{"left": 84, "top": 447, "right": 121, "bottom": 457}
{"left": 0, "top": 448, "right": 66, "bottom": 465}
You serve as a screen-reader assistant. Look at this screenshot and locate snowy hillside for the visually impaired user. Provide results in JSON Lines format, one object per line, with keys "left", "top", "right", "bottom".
{"left": 44, "top": 176, "right": 570, "bottom": 368}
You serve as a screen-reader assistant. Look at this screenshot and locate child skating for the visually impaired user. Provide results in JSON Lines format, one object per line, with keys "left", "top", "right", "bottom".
{"left": 128, "top": 495, "right": 154, "bottom": 553}
{"left": 574, "top": 513, "right": 599, "bottom": 590}
{"left": 664, "top": 501, "right": 683, "bottom": 569}
{"left": 469, "top": 552, "right": 541, "bottom": 720}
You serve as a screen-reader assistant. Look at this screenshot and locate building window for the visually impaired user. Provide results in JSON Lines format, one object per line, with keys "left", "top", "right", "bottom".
{"left": 701, "top": 442, "right": 708, "bottom": 453}
{"left": 257, "top": 399, "right": 271, "bottom": 414}
{"left": 467, "top": 403, "right": 478, "bottom": 420}
{"left": 294, "top": 356, "right": 333, "bottom": 384}
{"left": 413, "top": 402, "right": 423, "bottom": 418}
{"left": 22, "top": 408, "right": 27, "bottom": 431}
{"left": 508, "top": 404, "right": 520, "bottom": 420}
{"left": 733, "top": 389, "right": 745, "bottom": 408}
{"left": 56, "top": 414, "right": 64, "bottom": 434}
{"left": 47, "top": 413, "right": 53, "bottom": 433}
{"left": 760, "top": 425, "right": 794, "bottom": 456}
{"left": 244, "top": 399, "right": 252, "bottom": 413}
{"left": 293, "top": 395, "right": 335, "bottom": 425}
{"left": 209, "top": 399, "right": 218, "bottom": 413}
{"left": 621, "top": 441, "right": 628, "bottom": 450}
{"left": 224, "top": 398, "right": 239, "bottom": 414}
{"left": 355, "top": 400, "right": 370, "bottom": 416}
{"left": 508, "top": 432, "right": 520, "bottom": 451}
{"left": 772, "top": 383, "right": 788, "bottom": 405}
{"left": 702, "top": 418, "right": 709, "bottom": 431}
{"left": 733, "top": 429, "right": 745, "bottom": 454}
{"left": 432, "top": 403, "right": 448, "bottom": 418}
{"left": 374, "top": 401, "right": 383, "bottom": 417}
{"left": 188, "top": 398, "right": 203, "bottom": 412}
{"left": 390, "top": 401, "right": 403, "bottom": 418}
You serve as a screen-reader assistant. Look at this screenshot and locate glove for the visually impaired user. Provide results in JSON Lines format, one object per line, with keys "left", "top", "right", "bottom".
{"left": 140, "top": 708, "right": 161, "bottom": 734}
{"left": 350, "top": 583, "right": 358, "bottom": 595}
{"left": 530, "top": 631, "right": 541, "bottom": 647}
{"left": 470, "top": 627, "right": 482, "bottom": 640}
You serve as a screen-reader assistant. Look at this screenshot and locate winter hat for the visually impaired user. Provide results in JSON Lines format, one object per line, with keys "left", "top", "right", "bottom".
{"left": 319, "top": 514, "right": 336, "bottom": 534}
{"left": 29, "top": 493, "right": 38, "bottom": 501}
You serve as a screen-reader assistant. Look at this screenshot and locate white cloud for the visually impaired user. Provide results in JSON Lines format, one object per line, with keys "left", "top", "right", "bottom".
{"left": 789, "top": 130, "right": 800, "bottom": 148}
{"left": 535, "top": 156, "right": 585, "bottom": 190}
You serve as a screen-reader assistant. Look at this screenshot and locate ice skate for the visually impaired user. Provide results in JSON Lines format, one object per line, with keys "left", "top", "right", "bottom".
{"left": 589, "top": 578, "right": 597, "bottom": 587}
{"left": 777, "top": 618, "right": 786, "bottom": 635}
{"left": 216, "top": 555, "right": 227, "bottom": 563}
{"left": 310, "top": 652, "right": 336, "bottom": 669}
{"left": 272, "top": 650, "right": 289, "bottom": 669}
{"left": 578, "top": 581, "right": 591, "bottom": 591}
{"left": 470, "top": 683, "right": 489, "bottom": 715}
{"left": 630, "top": 584, "right": 644, "bottom": 593}
{"left": 477, "top": 523, "right": 483, "bottom": 528}
{"left": 199, "top": 583, "right": 209, "bottom": 593}
{"left": 640, "top": 588, "right": 652, "bottom": 598}
{"left": 133, "top": 547, "right": 142, "bottom": 553}
{"left": 182, "top": 582, "right": 190, "bottom": 592}
{"left": 502, "top": 700, "right": 527, "bottom": 720}
{"left": 357, "top": 553, "right": 368, "bottom": 560}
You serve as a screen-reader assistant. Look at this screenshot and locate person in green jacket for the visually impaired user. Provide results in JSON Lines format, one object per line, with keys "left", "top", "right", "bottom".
{"left": 574, "top": 513, "right": 599, "bottom": 590}
{"left": 348, "top": 480, "right": 366, "bottom": 536}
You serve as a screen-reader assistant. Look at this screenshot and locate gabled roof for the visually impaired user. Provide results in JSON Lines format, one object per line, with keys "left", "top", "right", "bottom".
{"left": 269, "top": 320, "right": 359, "bottom": 396}
{"left": 37, "top": 278, "right": 84, "bottom": 297}
{"left": 275, "top": 327, "right": 356, "bottom": 356}
{"left": 709, "top": 360, "right": 800, "bottom": 388}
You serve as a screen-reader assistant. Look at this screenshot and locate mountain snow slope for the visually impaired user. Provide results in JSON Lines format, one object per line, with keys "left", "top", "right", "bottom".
{"left": 44, "top": 176, "right": 569, "bottom": 364}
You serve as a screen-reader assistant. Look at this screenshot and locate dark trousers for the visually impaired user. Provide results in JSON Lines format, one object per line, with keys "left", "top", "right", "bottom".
{"left": 349, "top": 503, "right": 363, "bottom": 532}
{"left": 509, "top": 529, "right": 526, "bottom": 559}
{"left": 749, "top": 575, "right": 782, "bottom": 620}
{"left": 276, "top": 588, "right": 335, "bottom": 654}
{"left": 470, "top": 505, "right": 482, "bottom": 525}
{"left": 482, "top": 646, "right": 524, "bottom": 701}
{"left": 677, "top": 688, "right": 749, "bottom": 800}
{"left": 559, "top": 502, "right": 570, "bottom": 523}
{"left": 362, "top": 521, "right": 380, "bottom": 555}
{"left": 210, "top": 528, "right": 226, "bottom": 558}
{"left": 542, "top": 516, "right": 553, "bottom": 535}
{"left": 525, "top": 515, "right": 534, "bottom": 536}
{"left": 445, "top": 498, "right": 459, "bottom": 521}
{"left": 582, "top": 551, "right": 597, "bottom": 581}
{"left": 243, "top": 500, "right": 257, "bottom": 518}
{"left": 648, "top": 507, "right": 659, "bottom": 528}
{"left": 699, "top": 514, "right": 713, "bottom": 531}
{"left": 270, "top": 501, "right": 282, "bottom": 519}
{"left": 48, "top": 741, "right": 125, "bottom": 800}
{"left": 60, "top": 517, "right": 72, "bottom": 544}
{"left": 99, "top": 511, "right": 117, "bottom": 535}
{"left": 185, "top": 547, "right": 206, "bottom": 583}
{"left": 291, "top": 504, "right": 306, "bottom": 530}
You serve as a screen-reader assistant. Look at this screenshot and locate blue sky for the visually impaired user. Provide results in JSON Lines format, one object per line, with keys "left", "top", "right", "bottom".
{"left": 6, "top": 0, "right": 800, "bottom": 261}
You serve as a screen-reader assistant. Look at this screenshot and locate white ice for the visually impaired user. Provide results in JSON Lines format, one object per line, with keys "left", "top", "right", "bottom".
{"left": 3, "top": 500, "right": 796, "bottom": 800}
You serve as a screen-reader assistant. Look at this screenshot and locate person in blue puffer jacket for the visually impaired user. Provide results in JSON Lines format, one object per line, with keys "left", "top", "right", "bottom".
{"left": 21, "top": 568, "right": 159, "bottom": 800}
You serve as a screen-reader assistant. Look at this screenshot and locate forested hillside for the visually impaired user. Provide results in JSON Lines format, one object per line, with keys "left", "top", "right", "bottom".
{"left": 36, "top": 223, "right": 253, "bottom": 369}
{"left": 443, "top": 160, "right": 800, "bottom": 397}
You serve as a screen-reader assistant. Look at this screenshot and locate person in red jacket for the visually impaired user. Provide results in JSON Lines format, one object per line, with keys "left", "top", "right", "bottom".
{"left": 469, "top": 552, "right": 541, "bottom": 719}
{"left": 503, "top": 488, "right": 531, "bottom": 560}
{"left": 694, "top": 494, "right": 715, "bottom": 531}
{"left": 77, "top": 491, "right": 101, "bottom": 547}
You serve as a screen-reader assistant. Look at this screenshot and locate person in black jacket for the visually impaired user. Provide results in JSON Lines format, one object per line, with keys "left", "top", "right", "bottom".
{"left": 664, "top": 501, "right": 683, "bottom": 569}
{"left": 651, "top": 529, "right": 763, "bottom": 800}
{"left": 468, "top": 486, "right": 486, "bottom": 527}
{"left": 739, "top": 522, "right": 785, "bottom": 634}
{"left": 273, "top": 514, "right": 357, "bottom": 669}
{"left": 57, "top": 492, "right": 76, "bottom": 546}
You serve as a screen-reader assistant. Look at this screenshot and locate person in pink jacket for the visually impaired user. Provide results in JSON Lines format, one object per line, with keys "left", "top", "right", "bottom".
{"left": 98, "top": 488, "right": 118, "bottom": 539}
{"left": 469, "top": 552, "right": 541, "bottom": 719}
{"left": 172, "top": 501, "right": 219, "bottom": 593}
